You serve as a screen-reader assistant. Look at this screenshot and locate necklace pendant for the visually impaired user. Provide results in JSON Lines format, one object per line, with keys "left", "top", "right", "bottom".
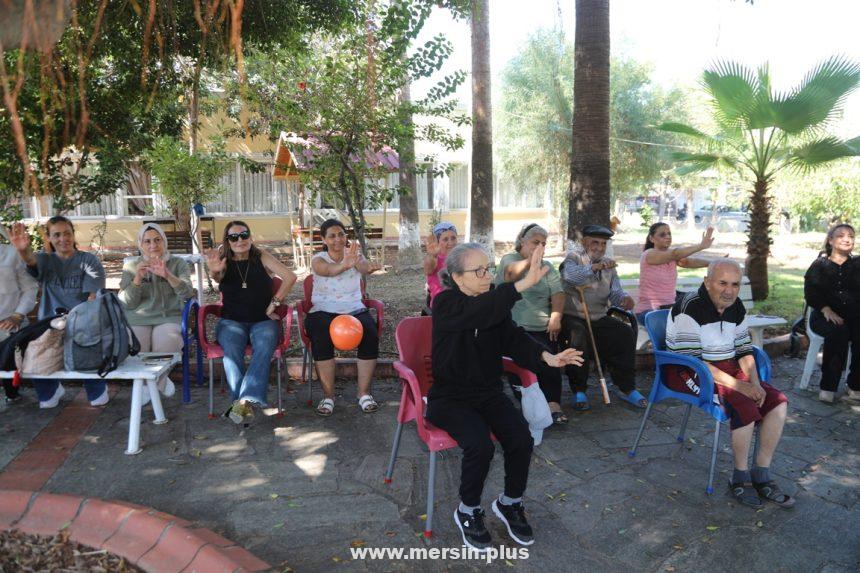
{"left": 242, "top": 282, "right": 247, "bottom": 289}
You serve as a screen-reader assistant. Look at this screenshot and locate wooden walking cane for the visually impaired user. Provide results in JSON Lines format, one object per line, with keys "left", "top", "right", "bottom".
{"left": 575, "top": 285, "right": 611, "bottom": 405}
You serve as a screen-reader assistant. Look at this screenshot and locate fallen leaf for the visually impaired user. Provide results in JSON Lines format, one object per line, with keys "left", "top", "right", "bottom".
{"left": 193, "top": 434, "right": 208, "bottom": 440}
{"left": 505, "top": 560, "right": 515, "bottom": 567}
{"left": 545, "top": 493, "right": 554, "bottom": 500}
{"left": 269, "top": 493, "right": 279, "bottom": 499}
{"left": 668, "top": 473, "right": 677, "bottom": 477}
{"left": 350, "top": 539, "right": 365, "bottom": 548}
{"left": 673, "top": 545, "right": 683, "bottom": 550}
{"left": 332, "top": 557, "right": 341, "bottom": 563}
{"left": 419, "top": 514, "right": 427, "bottom": 521}
{"left": 666, "top": 566, "right": 676, "bottom": 572}
{"left": 273, "top": 522, "right": 284, "bottom": 529}
{"left": 385, "top": 531, "right": 396, "bottom": 537}
{"left": 618, "top": 529, "right": 627, "bottom": 535}
{"left": 756, "top": 521, "right": 763, "bottom": 528}
{"left": 706, "top": 525, "right": 719, "bottom": 531}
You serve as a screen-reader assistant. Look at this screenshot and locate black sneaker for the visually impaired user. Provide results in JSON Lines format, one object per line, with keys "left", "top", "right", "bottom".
{"left": 491, "top": 498, "right": 534, "bottom": 545}
{"left": 454, "top": 507, "right": 493, "bottom": 552}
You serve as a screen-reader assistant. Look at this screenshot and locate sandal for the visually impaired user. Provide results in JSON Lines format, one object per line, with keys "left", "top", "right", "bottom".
{"left": 551, "top": 411, "right": 569, "bottom": 425}
{"left": 619, "top": 389, "right": 648, "bottom": 408}
{"left": 571, "top": 392, "right": 590, "bottom": 411}
{"left": 728, "top": 481, "right": 763, "bottom": 509}
{"left": 753, "top": 481, "right": 795, "bottom": 509}
{"left": 316, "top": 398, "right": 335, "bottom": 417}
{"left": 358, "top": 394, "right": 379, "bottom": 413}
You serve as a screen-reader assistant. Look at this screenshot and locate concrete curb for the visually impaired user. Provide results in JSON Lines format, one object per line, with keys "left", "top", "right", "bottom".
{"left": 0, "top": 489, "right": 271, "bottom": 573}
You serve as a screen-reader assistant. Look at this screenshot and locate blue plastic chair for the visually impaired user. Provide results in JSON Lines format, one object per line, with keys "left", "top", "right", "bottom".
{"left": 629, "top": 309, "right": 771, "bottom": 494}
{"left": 180, "top": 297, "right": 204, "bottom": 403}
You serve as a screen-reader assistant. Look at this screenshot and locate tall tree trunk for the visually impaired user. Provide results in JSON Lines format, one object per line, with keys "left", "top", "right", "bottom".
{"left": 426, "top": 162, "right": 435, "bottom": 209}
{"left": 567, "top": 0, "right": 610, "bottom": 241}
{"left": 469, "top": 0, "right": 494, "bottom": 253}
{"left": 746, "top": 179, "right": 771, "bottom": 300}
{"left": 397, "top": 81, "right": 421, "bottom": 268}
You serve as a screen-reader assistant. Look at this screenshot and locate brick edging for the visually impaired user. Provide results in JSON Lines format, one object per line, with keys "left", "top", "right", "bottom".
{"left": 0, "top": 489, "right": 270, "bottom": 572}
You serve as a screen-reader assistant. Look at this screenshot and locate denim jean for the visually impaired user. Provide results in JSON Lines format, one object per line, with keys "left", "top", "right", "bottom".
{"left": 216, "top": 318, "right": 279, "bottom": 405}
{"left": 34, "top": 379, "right": 106, "bottom": 402}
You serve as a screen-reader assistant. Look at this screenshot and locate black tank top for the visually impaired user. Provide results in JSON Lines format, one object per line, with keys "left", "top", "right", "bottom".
{"left": 219, "top": 257, "right": 273, "bottom": 322}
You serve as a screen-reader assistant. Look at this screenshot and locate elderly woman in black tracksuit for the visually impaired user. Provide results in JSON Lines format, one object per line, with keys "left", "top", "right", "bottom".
{"left": 428, "top": 242, "right": 583, "bottom": 552}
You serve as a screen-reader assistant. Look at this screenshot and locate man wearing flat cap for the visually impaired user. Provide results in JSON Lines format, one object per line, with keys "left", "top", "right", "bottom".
{"left": 559, "top": 225, "right": 647, "bottom": 410}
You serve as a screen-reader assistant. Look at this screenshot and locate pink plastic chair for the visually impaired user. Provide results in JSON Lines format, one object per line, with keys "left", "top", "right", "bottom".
{"left": 197, "top": 276, "right": 292, "bottom": 418}
{"left": 295, "top": 274, "right": 384, "bottom": 406}
{"left": 383, "top": 316, "right": 538, "bottom": 538}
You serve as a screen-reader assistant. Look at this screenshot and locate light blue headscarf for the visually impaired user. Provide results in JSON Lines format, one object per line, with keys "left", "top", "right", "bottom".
{"left": 432, "top": 221, "right": 457, "bottom": 239}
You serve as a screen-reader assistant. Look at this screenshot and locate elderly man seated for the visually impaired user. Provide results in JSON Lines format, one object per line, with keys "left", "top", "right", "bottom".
{"left": 561, "top": 224, "right": 647, "bottom": 410}
{"left": 665, "top": 259, "right": 794, "bottom": 509}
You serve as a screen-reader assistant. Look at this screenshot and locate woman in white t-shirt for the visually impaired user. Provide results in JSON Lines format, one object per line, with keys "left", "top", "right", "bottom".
{"left": 307, "top": 219, "right": 382, "bottom": 417}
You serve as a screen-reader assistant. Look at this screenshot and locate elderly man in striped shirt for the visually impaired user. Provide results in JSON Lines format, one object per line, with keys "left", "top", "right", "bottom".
{"left": 665, "top": 259, "right": 794, "bottom": 510}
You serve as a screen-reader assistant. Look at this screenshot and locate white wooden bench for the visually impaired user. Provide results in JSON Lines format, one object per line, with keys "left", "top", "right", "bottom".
{"left": 623, "top": 276, "right": 786, "bottom": 349}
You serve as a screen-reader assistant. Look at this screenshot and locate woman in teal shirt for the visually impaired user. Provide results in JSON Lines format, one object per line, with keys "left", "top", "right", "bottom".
{"left": 495, "top": 224, "right": 567, "bottom": 423}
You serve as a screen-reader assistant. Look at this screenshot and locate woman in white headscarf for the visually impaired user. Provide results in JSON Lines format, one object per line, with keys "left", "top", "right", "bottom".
{"left": 118, "top": 223, "right": 194, "bottom": 396}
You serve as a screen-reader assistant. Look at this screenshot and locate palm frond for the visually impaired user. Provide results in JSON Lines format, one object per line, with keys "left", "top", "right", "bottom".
{"left": 773, "top": 56, "right": 860, "bottom": 133}
{"left": 669, "top": 151, "right": 737, "bottom": 175}
{"left": 702, "top": 61, "right": 758, "bottom": 130}
{"left": 654, "top": 122, "right": 714, "bottom": 141}
{"left": 788, "top": 135, "right": 860, "bottom": 171}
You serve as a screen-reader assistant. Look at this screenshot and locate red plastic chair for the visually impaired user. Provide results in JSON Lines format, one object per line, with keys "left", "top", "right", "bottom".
{"left": 383, "top": 316, "right": 538, "bottom": 538}
{"left": 295, "top": 274, "right": 384, "bottom": 406}
{"left": 197, "top": 276, "right": 292, "bottom": 418}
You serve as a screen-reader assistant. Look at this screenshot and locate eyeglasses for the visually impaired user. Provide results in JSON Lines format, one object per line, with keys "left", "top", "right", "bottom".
{"left": 461, "top": 264, "right": 496, "bottom": 278}
{"left": 227, "top": 231, "right": 250, "bottom": 242}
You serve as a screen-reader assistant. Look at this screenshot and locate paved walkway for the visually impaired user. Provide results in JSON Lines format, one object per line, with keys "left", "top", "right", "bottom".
{"left": 0, "top": 356, "right": 857, "bottom": 572}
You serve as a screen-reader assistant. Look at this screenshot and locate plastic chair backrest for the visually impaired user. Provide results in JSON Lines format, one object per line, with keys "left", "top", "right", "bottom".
{"left": 645, "top": 309, "right": 670, "bottom": 351}
{"left": 394, "top": 316, "right": 434, "bottom": 398}
{"left": 303, "top": 274, "right": 369, "bottom": 307}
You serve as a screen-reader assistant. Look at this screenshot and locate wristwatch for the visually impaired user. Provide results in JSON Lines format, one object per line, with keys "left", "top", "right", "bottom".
{"left": 271, "top": 297, "right": 282, "bottom": 307}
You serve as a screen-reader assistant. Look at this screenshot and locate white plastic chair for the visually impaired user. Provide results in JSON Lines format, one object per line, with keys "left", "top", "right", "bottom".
{"left": 798, "top": 307, "right": 850, "bottom": 389}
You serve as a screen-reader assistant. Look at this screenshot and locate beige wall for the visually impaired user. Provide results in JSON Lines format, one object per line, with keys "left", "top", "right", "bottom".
{"left": 68, "top": 208, "right": 550, "bottom": 251}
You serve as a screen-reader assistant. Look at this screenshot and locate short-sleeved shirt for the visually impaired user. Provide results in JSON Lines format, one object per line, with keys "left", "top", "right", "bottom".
{"left": 27, "top": 251, "right": 105, "bottom": 319}
{"left": 311, "top": 251, "right": 366, "bottom": 315}
{"left": 494, "top": 252, "right": 563, "bottom": 331}
{"left": 634, "top": 250, "right": 678, "bottom": 313}
{"left": 426, "top": 253, "right": 447, "bottom": 303}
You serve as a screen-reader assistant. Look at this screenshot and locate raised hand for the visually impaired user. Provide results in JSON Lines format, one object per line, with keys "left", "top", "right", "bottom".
{"left": 8, "top": 223, "right": 31, "bottom": 252}
{"left": 543, "top": 347, "right": 585, "bottom": 368}
{"left": 700, "top": 226, "right": 715, "bottom": 249}
{"left": 205, "top": 247, "right": 225, "bottom": 274}
{"left": 425, "top": 233, "right": 440, "bottom": 257}
{"left": 148, "top": 257, "right": 169, "bottom": 278}
{"left": 133, "top": 261, "right": 150, "bottom": 285}
{"left": 366, "top": 261, "right": 383, "bottom": 274}
{"left": 341, "top": 242, "right": 359, "bottom": 269}
{"left": 515, "top": 244, "right": 549, "bottom": 292}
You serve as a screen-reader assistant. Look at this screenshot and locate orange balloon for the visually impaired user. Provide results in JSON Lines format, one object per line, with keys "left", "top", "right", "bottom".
{"left": 330, "top": 314, "right": 363, "bottom": 351}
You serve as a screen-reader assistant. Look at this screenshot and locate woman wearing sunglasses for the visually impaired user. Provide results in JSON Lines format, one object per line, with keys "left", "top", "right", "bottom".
{"left": 118, "top": 223, "right": 194, "bottom": 398}
{"left": 306, "top": 218, "right": 382, "bottom": 417}
{"left": 634, "top": 223, "right": 720, "bottom": 324}
{"left": 495, "top": 223, "right": 567, "bottom": 424}
{"left": 205, "top": 221, "right": 296, "bottom": 424}
{"left": 429, "top": 242, "right": 583, "bottom": 551}
{"left": 422, "top": 221, "right": 458, "bottom": 313}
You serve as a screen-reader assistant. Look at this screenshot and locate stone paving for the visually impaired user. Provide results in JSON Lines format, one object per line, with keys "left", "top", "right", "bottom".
{"left": 0, "top": 355, "right": 857, "bottom": 572}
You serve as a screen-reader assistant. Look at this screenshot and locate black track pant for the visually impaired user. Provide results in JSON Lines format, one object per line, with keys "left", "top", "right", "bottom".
{"left": 427, "top": 391, "right": 533, "bottom": 507}
{"left": 810, "top": 310, "right": 860, "bottom": 392}
{"left": 562, "top": 314, "right": 636, "bottom": 394}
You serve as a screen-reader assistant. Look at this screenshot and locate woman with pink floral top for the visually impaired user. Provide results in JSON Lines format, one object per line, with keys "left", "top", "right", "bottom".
{"left": 422, "top": 222, "right": 458, "bottom": 313}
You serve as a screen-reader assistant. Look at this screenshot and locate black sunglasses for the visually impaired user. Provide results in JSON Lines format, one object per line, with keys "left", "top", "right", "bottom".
{"left": 227, "top": 231, "right": 250, "bottom": 242}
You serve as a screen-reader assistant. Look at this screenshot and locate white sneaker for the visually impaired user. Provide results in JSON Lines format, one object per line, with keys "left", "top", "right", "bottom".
{"left": 846, "top": 389, "right": 860, "bottom": 402}
{"left": 159, "top": 378, "right": 176, "bottom": 398}
{"left": 39, "top": 384, "right": 66, "bottom": 409}
{"left": 90, "top": 387, "right": 109, "bottom": 407}
{"left": 819, "top": 390, "right": 835, "bottom": 403}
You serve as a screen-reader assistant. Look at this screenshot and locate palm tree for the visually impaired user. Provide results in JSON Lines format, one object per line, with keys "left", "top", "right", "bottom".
{"left": 568, "top": 0, "right": 611, "bottom": 239}
{"left": 469, "top": 0, "right": 493, "bottom": 252}
{"left": 659, "top": 57, "right": 860, "bottom": 300}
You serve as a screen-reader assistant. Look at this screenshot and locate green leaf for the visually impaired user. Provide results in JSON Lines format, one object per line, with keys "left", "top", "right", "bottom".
{"left": 706, "top": 525, "right": 719, "bottom": 531}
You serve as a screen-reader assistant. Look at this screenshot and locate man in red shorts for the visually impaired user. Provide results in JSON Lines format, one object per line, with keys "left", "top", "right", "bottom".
{"left": 665, "top": 260, "right": 794, "bottom": 509}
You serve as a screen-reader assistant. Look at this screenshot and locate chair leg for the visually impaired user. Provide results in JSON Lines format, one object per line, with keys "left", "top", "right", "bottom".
{"left": 276, "top": 357, "right": 284, "bottom": 418}
{"left": 425, "top": 450, "right": 437, "bottom": 538}
{"left": 195, "top": 340, "right": 204, "bottom": 387}
{"left": 677, "top": 404, "right": 692, "bottom": 443}
{"left": 208, "top": 358, "right": 215, "bottom": 419}
{"left": 629, "top": 400, "right": 655, "bottom": 457}
{"left": 799, "top": 336, "right": 822, "bottom": 389}
{"left": 707, "top": 417, "right": 722, "bottom": 495}
{"left": 219, "top": 364, "right": 225, "bottom": 394}
{"left": 384, "top": 422, "right": 404, "bottom": 484}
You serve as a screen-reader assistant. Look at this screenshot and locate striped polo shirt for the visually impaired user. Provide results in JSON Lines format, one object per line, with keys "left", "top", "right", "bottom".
{"left": 666, "top": 284, "right": 753, "bottom": 362}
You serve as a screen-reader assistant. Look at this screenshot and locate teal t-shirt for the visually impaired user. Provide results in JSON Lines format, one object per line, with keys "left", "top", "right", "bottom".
{"left": 494, "top": 252, "right": 563, "bottom": 331}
